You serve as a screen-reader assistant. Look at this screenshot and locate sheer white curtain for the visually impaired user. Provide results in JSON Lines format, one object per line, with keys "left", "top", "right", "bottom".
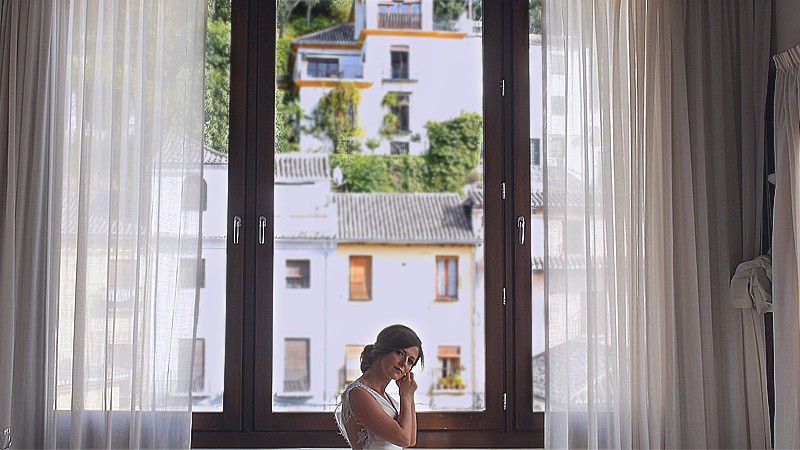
{"left": 772, "top": 44, "right": 800, "bottom": 449}
{"left": 544, "top": 0, "right": 771, "bottom": 447}
{"left": 1, "top": 0, "right": 205, "bottom": 448}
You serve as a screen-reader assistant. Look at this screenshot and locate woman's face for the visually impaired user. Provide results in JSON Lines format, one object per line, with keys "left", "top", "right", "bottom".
{"left": 378, "top": 346, "right": 420, "bottom": 380}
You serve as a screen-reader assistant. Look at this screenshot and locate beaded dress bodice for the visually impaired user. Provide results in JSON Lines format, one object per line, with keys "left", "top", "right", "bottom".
{"left": 334, "top": 380, "right": 401, "bottom": 449}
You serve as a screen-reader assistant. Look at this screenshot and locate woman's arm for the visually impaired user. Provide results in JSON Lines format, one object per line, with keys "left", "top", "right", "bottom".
{"left": 349, "top": 388, "right": 415, "bottom": 447}
{"left": 407, "top": 372, "right": 417, "bottom": 447}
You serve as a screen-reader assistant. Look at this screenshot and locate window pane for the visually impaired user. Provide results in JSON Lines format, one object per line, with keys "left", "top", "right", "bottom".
{"left": 194, "top": 0, "right": 231, "bottom": 412}
{"left": 273, "top": 0, "right": 484, "bottom": 413}
{"left": 529, "top": 0, "right": 545, "bottom": 412}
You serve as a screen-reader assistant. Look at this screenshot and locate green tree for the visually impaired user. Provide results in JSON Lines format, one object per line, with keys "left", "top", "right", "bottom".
{"left": 425, "top": 112, "right": 483, "bottom": 192}
{"left": 433, "top": 0, "right": 464, "bottom": 26}
{"left": 204, "top": 0, "right": 232, "bottom": 154}
{"left": 331, "top": 155, "right": 428, "bottom": 193}
{"left": 310, "top": 82, "right": 363, "bottom": 154}
{"left": 529, "top": 0, "right": 542, "bottom": 34}
{"left": 379, "top": 93, "right": 403, "bottom": 140}
{"left": 276, "top": 89, "right": 302, "bottom": 153}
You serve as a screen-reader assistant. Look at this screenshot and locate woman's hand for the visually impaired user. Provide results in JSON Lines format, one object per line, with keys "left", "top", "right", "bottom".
{"left": 396, "top": 371, "right": 417, "bottom": 397}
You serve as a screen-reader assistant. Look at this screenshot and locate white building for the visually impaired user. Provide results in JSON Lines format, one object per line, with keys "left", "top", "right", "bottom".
{"left": 290, "top": 0, "right": 482, "bottom": 155}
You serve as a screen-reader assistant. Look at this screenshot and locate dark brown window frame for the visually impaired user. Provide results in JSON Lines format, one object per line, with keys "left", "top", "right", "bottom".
{"left": 191, "top": 0, "right": 543, "bottom": 447}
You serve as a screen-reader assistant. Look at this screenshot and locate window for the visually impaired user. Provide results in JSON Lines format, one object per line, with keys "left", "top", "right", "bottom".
{"left": 191, "top": 1, "right": 553, "bottom": 446}
{"left": 436, "top": 256, "right": 458, "bottom": 300}
{"left": 565, "top": 220, "right": 584, "bottom": 255}
{"left": 181, "top": 257, "right": 205, "bottom": 288}
{"left": 390, "top": 141, "right": 409, "bottom": 155}
{"left": 344, "top": 345, "right": 363, "bottom": 386}
{"left": 285, "top": 259, "right": 310, "bottom": 288}
{"left": 391, "top": 49, "right": 409, "bottom": 79}
{"left": 178, "top": 338, "right": 205, "bottom": 394}
{"left": 284, "top": 338, "right": 310, "bottom": 392}
{"left": 530, "top": 138, "right": 541, "bottom": 166}
{"left": 349, "top": 256, "right": 372, "bottom": 300}
{"left": 390, "top": 93, "right": 410, "bottom": 132}
{"left": 437, "top": 346, "right": 463, "bottom": 390}
{"left": 307, "top": 57, "right": 339, "bottom": 78}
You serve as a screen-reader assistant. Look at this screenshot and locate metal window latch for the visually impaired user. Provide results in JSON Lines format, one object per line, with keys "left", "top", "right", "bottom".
{"left": 233, "top": 215, "right": 242, "bottom": 245}
{"left": 517, "top": 216, "right": 525, "bottom": 246}
{"left": 502, "top": 393, "right": 507, "bottom": 411}
{"left": 259, "top": 216, "right": 267, "bottom": 245}
{"left": 501, "top": 79, "right": 505, "bottom": 97}
{"left": 501, "top": 182, "right": 506, "bottom": 200}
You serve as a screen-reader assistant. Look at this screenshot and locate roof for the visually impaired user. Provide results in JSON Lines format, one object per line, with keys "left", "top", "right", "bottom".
{"left": 531, "top": 254, "right": 592, "bottom": 271}
{"left": 334, "top": 193, "right": 477, "bottom": 244}
{"left": 204, "top": 147, "right": 229, "bottom": 165}
{"left": 275, "top": 154, "right": 331, "bottom": 182}
{"left": 292, "top": 24, "right": 357, "bottom": 46}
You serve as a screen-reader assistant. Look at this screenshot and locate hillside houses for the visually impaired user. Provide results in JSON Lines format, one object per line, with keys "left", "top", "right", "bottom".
{"left": 198, "top": 151, "right": 488, "bottom": 411}
{"left": 288, "top": 0, "right": 482, "bottom": 155}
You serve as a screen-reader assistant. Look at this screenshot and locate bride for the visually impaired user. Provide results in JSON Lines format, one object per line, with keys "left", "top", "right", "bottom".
{"left": 335, "top": 324, "right": 424, "bottom": 449}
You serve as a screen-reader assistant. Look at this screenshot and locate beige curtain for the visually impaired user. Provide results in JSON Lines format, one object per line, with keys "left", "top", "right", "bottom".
{"left": 544, "top": 0, "right": 772, "bottom": 447}
{"left": 772, "top": 44, "right": 800, "bottom": 449}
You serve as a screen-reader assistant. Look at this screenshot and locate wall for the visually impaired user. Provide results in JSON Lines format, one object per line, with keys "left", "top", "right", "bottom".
{"left": 772, "top": 0, "right": 800, "bottom": 55}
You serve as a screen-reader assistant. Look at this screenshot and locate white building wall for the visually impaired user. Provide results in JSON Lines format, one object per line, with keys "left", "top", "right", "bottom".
{"left": 273, "top": 241, "right": 336, "bottom": 408}
{"left": 325, "top": 244, "right": 481, "bottom": 410}
{"left": 358, "top": 35, "right": 482, "bottom": 155}
{"left": 197, "top": 163, "right": 228, "bottom": 409}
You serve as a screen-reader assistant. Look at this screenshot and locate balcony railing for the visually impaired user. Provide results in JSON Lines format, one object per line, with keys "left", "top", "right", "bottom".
{"left": 306, "top": 63, "right": 364, "bottom": 80}
{"left": 378, "top": 12, "right": 422, "bottom": 30}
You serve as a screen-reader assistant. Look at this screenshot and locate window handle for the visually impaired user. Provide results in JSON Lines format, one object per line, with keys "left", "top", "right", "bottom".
{"left": 259, "top": 216, "right": 267, "bottom": 245}
{"left": 517, "top": 216, "right": 525, "bottom": 246}
{"left": 233, "top": 215, "right": 241, "bottom": 245}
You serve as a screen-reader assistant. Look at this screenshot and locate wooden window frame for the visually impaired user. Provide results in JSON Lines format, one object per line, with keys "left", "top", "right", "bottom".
{"left": 348, "top": 255, "right": 373, "bottom": 301}
{"left": 285, "top": 259, "right": 310, "bottom": 289}
{"left": 191, "top": 1, "right": 544, "bottom": 447}
{"left": 435, "top": 255, "right": 459, "bottom": 300}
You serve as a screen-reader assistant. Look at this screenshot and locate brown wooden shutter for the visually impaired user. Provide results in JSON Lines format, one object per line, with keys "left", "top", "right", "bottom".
{"left": 349, "top": 256, "right": 372, "bottom": 300}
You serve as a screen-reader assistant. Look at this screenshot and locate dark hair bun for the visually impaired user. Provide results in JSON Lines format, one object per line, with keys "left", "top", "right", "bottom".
{"left": 360, "top": 344, "right": 375, "bottom": 373}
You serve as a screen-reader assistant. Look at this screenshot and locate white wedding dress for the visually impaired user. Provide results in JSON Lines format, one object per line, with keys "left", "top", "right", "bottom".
{"left": 335, "top": 380, "right": 402, "bottom": 449}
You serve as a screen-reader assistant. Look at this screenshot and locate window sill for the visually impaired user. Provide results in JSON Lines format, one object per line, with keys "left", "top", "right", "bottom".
{"left": 430, "top": 388, "right": 466, "bottom": 395}
{"left": 274, "top": 391, "right": 314, "bottom": 399}
{"left": 383, "top": 78, "right": 418, "bottom": 84}
{"left": 434, "top": 297, "right": 458, "bottom": 302}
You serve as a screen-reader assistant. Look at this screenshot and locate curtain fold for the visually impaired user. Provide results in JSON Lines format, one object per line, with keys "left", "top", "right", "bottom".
{"left": 544, "top": 1, "right": 772, "bottom": 447}
{"left": 772, "top": 44, "right": 800, "bottom": 450}
{"left": 2, "top": 0, "right": 206, "bottom": 448}
{"left": 0, "top": 1, "right": 61, "bottom": 449}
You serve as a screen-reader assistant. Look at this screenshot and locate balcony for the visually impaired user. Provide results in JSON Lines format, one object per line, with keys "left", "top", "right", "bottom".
{"left": 306, "top": 63, "right": 364, "bottom": 80}
{"left": 378, "top": 12, "right": 422, "bottom": 30}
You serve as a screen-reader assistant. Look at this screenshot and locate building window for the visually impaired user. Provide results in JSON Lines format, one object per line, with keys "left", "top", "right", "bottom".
{"left": 178, "top": 338, "right": 205, "bottom": 393}
{"left": 345, "top": 345, "right": 363, "bottom": 386}
{"left": 286, "top": 259, "right": 310, "bottom": 289}
{"left": 349, "top": 255, "right": 372, "bottom": 300}
{"left": 565, "top": 220, "right": 584, "bottom": 255}
{"left": 390, "top": 141, "right": 409, "bottom": 155}
{"left": 390, "top": 93, "right": 410, "bottom": 132}
{"left": 530, "top": 138, "right": 541, "bottom": 166}
{"left": 181, "top": 257, "right": 205, "bottom": 289}
{"left": 391, "top": 48, "right": 409, "bottom": 79}
{"left": 307, "top": 57, "right": 339, "bottom": 78}
{"left": 437, "top": 345, "right": 464, "bottom": 390}
{"left": 436, "top": 256, "right": 458, "bottom": 300}
{"left": 284, "top": 338, "right": 310, "bottom": 392}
